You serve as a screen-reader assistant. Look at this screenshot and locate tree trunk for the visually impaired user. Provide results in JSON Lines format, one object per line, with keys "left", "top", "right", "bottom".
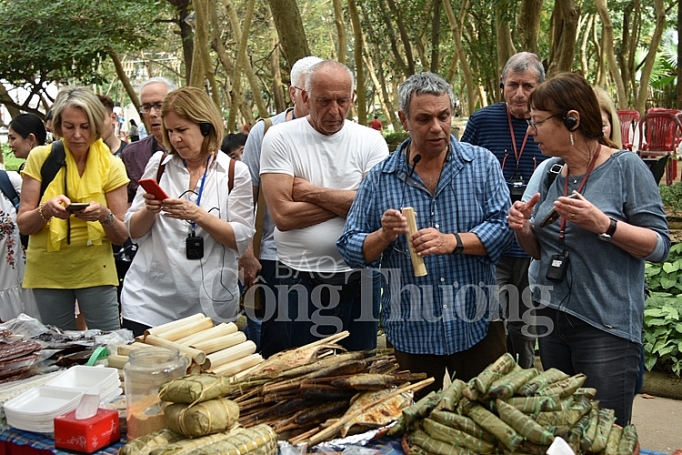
{"left": 268, "top": 0, "right": 310, "bottom": 65}
{"left": 385, "top": 0, "right": 416, "bottom": 75}
{"left": 188, "top": 0, "right": 208, "bottom": 88}
{"left": 595, "top": 0, "right": 627, "bottom": 109}
{"left": 223, "top": 0, "right": 268, "bottom": 125}
{"left": 518, "top": 0, "right": 543, "bottom": 54}
{"left": 548, "top": 0, "right": 580, "bottom": 75}
{"left": 210, "top": 9, "right": 235, "bottom": 110}
{"left": 430, "top": 0, "right": 441, "bottom": 73}
{"left": 495, "top": 4, "right": 515, "bottom": 76}
{"left": 167, "top": 0, "right": 194, "bottom": 85}
{"left": 363, "top": 44, "right": 395, "bottom": 130}
{"left": 634, "top": 0, "right": 666, "bottom": 112}
{"left": 106, "top": 47, "right": 140, "bottom": 110}
{"left": 443, "top": 0, "right": 477, "bottom": 116}
{"left": 333, "top": 0, "right": 347, "bottom": 66}
{"left": 579, "top": 14, "right": 592, "bottom": 77}
{"left": 271, "top": 29, "right": 286, "bottom": 114}
{"left": 348, "top": 0, "right": 365, "bottom": 124}
{"left": 375, "top": 0, "right": 409, "bottom": 77}
{"left": 0, "top": 85, "right": 21, "bottom": 120}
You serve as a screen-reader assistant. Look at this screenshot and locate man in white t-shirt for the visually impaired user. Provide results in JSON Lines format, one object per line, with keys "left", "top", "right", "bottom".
{"left": 260, "top": 60, "right": 389, "bottom": 353}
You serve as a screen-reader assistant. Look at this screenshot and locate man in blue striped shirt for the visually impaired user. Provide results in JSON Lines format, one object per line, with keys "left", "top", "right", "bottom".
{"left": 338, "top": 72, "right": 513, "bottom": 397}
{"left": 461, "top": 52, "right": 546, "bottom": 368}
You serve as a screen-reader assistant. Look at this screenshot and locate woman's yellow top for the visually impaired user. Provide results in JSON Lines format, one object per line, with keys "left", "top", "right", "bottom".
{"left": 21, "top": 140, "right": 129, "bottom": 289}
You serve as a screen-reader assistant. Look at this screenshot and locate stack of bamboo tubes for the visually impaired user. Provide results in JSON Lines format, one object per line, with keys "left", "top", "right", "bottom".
{"left": 107, "top": 314, "right": 263, "bottom": 378}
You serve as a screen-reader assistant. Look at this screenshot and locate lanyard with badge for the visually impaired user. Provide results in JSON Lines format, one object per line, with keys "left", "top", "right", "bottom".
{"left": 502, "top": 109, "right": 534, "bottom": 200}
{"left": 186, "top": 155, "right": 212, "bottom": 260}
{"left": 546, "top": 145, "right": 601, "bottom": 281}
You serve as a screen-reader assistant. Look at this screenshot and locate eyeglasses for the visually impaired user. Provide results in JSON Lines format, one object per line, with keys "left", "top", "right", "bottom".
{"left": 526, "top": 112, "right": 563, "bottom": 132}
{"left": 139, "top": 101, "right": 163, "bottom": 115}
{"left": 291, "top": 86, "right": 305, "bottom": 92}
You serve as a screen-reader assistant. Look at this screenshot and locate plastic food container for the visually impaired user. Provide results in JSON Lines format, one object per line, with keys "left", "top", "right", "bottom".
{"left": 46, "top": 365, "right": 119, "bottom": 393}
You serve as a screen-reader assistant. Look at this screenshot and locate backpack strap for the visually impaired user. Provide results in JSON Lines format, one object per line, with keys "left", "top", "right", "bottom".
{"left": 228, "top": 158, "right": 235, "bottom": 194}
{"left": 156, "top": 153, "right": 169, "bottom": 183}
{"left": 40, "top": 140, "right": 66, "bottom": 200}
{"left": 0, "top": 170, "right": 20, "bottom": 211}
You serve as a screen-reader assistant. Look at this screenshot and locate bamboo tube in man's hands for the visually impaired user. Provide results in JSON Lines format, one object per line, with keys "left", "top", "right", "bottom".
{"left": 402, "top": 207, "right": 427, "bottom": 277}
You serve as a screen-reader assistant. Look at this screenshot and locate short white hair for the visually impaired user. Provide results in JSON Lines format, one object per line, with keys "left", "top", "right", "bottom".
{"left": 290, "top": 56, "right": 323, "bottom": 88}
{"left": 138, "top": 77, "right": 177, "bottom": 96}
{"left": 305, "top": 60, "right": 356, "bottom": 94}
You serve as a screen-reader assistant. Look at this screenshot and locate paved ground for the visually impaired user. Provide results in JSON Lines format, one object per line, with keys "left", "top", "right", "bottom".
{"left": 632, "top": 394, "right": 682, "bottom": 454}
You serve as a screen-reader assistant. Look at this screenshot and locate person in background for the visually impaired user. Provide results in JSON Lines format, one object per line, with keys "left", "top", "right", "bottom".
{"left": 461, "top": 52, "right": 546, "bottom": 369}
{"left": 44, "top": 109, "right": 55, "bottom": 142}
{"left": 17, "top": 86, "right": 130, "bottom": 331}
{"left": 220, "top": 133, "right": 248, "bottom": 161}
{"left": 240, "top": 55, "right": 322, "bottom": 356}
{"left": 8, "top": 114, "right": 47, "bottom": 172}
{"left": 508, "top": 72, "right": 669, "bottom": 425}
{"left": 368, "top": 114, "right": 383, "bottom": 132}
{"left": 129, "top": 119, "right": 140, "bottom": 142}
{"left": 139, "top": 122, "right": 148, "bottom": 140}
{"left": 120, "top": 77, "right": 176, "bottom": 203}
{"left": 593, "top": 86, "right": 623, "bottom": 149}
{"left": 260, "top": 60, "right": 388, "bottom": 354}
{"left": 120, "top": 87, "right": 254, "bottom": 336}
{"left": 98, "top": 95, "right": 128, "bottom": 157}
{"left": 1, "top": 118, "right": 42, "bottom": 321}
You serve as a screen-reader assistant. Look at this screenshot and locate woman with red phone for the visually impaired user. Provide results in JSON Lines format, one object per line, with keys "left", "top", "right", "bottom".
{"left": 120, "top": 87, "right": 254, "bottom": 336}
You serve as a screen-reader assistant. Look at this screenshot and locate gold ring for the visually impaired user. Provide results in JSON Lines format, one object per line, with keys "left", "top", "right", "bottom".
{"left": 570, "top": 213, "right": 576, "bottom": 220}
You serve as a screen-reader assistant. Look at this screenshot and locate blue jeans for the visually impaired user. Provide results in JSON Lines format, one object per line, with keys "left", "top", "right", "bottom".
{"left": 277, "top": 265, "right": 381, "bottom": 353}
{"left": 536, "top": 306, "right": 640, "bottom": 425}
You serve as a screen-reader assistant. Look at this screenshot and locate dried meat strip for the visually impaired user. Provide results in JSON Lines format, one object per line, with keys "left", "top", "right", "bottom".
{"left": 0, "top": 340, "right": 41, "bottom": 362}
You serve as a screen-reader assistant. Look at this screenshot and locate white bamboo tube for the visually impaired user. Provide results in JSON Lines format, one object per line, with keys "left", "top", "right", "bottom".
{"left": 144, "top": 334, "right": 207, "bottom": 365}
{"left": 191, "top": 331, "right": 247, "bottom": 354}
{"left": 402, "top": 207, "right": 427, "bottom": 277}
{"left": 107, "top": 354, "right": 129, "bottom": 369}
{"left": 155, "top": 317, "right": 214, "bottom": 342}
{"left": 144, "top": 313, "right": 206, "bottom": 337}
{"left": 211, "top": 354, "right": 263, "bottom": 376}
{"left": 176, "top": 322, "right": 238, "bottom": 347}
{"left": 117, "top": 342, "right": 153, "bottom": 356}
{"left": 204, "top": 341, "right": 257, "bottom": 370}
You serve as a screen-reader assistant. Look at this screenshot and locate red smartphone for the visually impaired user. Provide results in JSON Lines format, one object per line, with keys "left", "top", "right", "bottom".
{"left": 138, "top": 178, "right": 170, "bottom": 200}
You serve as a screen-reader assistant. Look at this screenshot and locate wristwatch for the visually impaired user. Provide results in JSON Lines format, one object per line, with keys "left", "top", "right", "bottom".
{"left": 598, "top": 217, "right": 618, "bottom": 242}
{"left": 452, "top": 233, "right": 464, "bottom": 255}
{"left": 101, "top": 210, "right": 115, "bottom": 226}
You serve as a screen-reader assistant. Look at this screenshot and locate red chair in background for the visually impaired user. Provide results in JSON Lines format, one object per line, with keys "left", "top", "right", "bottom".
{"left": 636, "top": 112, "right": 682, "bottom": 186}
{"left": 617, "top": 110, "right": 640, "bottom": 150}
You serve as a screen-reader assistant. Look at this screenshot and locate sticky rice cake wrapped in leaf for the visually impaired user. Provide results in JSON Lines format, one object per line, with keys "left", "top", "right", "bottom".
{"left": 164, "top": 398, "right": 239, "bottom": 437}
{"left": 159, "top": 374, "right": 231, "bottom": 404}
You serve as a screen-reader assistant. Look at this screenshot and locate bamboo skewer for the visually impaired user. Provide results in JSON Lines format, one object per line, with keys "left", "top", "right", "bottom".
{"left": 294, "top": 377, "right": 435, "bottom": 446}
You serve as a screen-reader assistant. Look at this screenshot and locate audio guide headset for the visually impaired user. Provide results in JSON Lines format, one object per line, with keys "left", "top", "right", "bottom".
{"left": 562, "top": 112, "right": 578, "bottom": 131}
{"left": 200, "top": 122, "right": 212, "bottom": 136}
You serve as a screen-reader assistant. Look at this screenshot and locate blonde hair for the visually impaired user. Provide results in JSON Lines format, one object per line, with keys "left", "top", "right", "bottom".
{"left": 593, "top": 86, "right": 623, "bottom": 149}
{"left": 161, "top": 87, "right": 223, "bottom": 157}
{"left": 52, "top": 86, "right": 107, "bottom": 141}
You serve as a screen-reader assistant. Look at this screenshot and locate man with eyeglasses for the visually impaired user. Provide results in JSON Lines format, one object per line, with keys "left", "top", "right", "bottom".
{"left": 240, "top": 56, "right": 321, "bottom": 357}
{"left": 260, "top": 60, "right": 388, "bottom": 355}
{"left": 120, "top": 77, "right": 177, "bottom": 202}
{"left": 461, "top": 52, "right": 546, "bottom": 369}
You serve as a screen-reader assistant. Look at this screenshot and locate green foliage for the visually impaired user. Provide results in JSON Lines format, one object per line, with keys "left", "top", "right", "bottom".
{"left": 643, "top": 292, "right": 682, "bottom": 377}
{"left": 383, "top": 131, "right": 410, "bottom": 153}
{"left": 1, "top": 144, "right": 24, "bottom": 172}
{"left": 658, "top": 181, "right": 682, "bottom": 217}
{"left": 0, "top": 0, "right": 169, "bottom": 104}
{"left": 646, "top": 243, "right": 682, "bottom": 294}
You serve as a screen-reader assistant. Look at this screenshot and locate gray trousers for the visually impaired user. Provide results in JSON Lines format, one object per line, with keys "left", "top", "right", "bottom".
{"left": 33, "top": 286, "right": 121, "bottom": 331}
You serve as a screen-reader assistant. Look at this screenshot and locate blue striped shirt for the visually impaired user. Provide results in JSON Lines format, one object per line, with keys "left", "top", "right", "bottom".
{"left": 462, "top": 102, "right": 546, "bottom": 257}
{"left": 337, "top": 136, "right": 513, "bottom": 355}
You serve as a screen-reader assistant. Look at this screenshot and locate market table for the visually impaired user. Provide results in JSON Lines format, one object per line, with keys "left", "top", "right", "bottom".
{"left": 0, "top": 429, "right": 670, "bottom": 455}
{"left": 0, "top": 428, "right": 124, "bottom": 455}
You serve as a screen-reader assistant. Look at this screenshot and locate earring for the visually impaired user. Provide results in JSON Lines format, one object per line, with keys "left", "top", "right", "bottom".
{"left": 570, "top": 133, "right": 575, "bottom": 146}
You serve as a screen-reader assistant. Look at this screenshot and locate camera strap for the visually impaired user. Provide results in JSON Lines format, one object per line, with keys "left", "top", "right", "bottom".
{"left": 558, "top": 145, "right": 602, "bottom": 247}
{"left": 501, "top": 108, "right": 531, "bottom": 177}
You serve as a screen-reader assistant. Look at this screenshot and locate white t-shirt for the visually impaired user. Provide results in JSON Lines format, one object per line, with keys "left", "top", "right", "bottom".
{"left": 122, "top": 152, "right": 255, "bottom": 327}
{"left": 260, "top": 118, "right": 388, "bottom": 273}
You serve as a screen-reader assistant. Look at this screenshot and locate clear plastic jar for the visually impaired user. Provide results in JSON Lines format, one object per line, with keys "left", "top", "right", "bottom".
{"left": 124, "top": 347, "right": 190, "bottom": 440}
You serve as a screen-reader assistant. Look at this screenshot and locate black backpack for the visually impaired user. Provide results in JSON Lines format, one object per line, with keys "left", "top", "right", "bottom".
{"left": 40, "top": 140, "right": 67, "bottom": 200}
